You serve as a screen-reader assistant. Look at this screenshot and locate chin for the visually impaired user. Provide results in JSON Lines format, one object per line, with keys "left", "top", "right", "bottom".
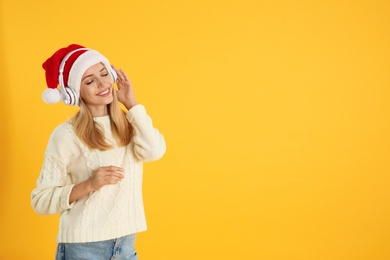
{"left": 104, "top": 97, "right": 114, "bottom": 105}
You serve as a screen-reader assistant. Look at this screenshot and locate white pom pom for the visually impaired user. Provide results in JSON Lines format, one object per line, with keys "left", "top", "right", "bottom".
{"left": 42, "top": 88, "right": 61, "bottom": 104}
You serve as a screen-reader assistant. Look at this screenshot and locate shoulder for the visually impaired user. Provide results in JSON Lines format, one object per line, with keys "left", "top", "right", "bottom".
{"left": 49, "top": 121, "right": 75, "bottom": 143}
{"left": 45, "top": 121, "right": 80, "bottom": 156}
{"left": 42, "top": 121, "right": 82, "bottom": 173}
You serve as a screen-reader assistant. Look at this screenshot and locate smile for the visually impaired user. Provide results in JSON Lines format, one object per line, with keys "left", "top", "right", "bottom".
{"left": 97, "top": 88, "right": 110, "bottom": 96}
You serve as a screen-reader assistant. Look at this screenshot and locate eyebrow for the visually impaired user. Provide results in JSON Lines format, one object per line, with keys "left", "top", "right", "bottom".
{"left": 82, "top": 67, "right": 107, "bottom": 81}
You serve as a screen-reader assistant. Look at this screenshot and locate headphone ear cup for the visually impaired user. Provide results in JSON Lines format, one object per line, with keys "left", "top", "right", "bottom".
{"left": 64, "top": 87, "right": 76, "bottom": 106}
{"left": 110, "top": 67, "right": 118, "bottom": 82}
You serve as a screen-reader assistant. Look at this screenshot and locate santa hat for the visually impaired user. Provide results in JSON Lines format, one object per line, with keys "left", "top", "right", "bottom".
{"left": 42, "top": 44, "right": 116, "bottom": 106}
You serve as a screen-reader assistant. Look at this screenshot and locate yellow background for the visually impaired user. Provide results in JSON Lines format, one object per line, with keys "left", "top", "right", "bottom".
{"left": 1, "top": 0, "right": 390, "bottom": 259}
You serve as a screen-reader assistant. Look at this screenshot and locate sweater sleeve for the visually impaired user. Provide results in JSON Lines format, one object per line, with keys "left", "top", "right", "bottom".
{"left": 31, "top": 124, "right": 78, "bottom": 215}
{"left": 126, "top": 105, "right": 166, "bottom": 162}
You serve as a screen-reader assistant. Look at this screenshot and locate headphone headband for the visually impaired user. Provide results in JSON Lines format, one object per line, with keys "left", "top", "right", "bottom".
{"left": 58, "top": 48, "right": 89, "bottom": 89}
{"left": 58, "top": 48, "right": 90, "bottom": 104}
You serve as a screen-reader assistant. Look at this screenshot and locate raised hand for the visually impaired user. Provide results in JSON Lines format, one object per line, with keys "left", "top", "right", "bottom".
{"left": 112, "top": 65, "right": 138, "bottom": 110}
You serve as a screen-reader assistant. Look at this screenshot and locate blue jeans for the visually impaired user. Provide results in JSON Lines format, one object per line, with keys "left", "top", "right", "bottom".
{"left": 56, "top": 234, "right": 138, "bottom": 260}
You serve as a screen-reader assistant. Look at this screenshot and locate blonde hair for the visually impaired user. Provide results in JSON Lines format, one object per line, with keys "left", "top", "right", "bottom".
{"left": 71, "top": 90, "right": 133, "bottom": 151}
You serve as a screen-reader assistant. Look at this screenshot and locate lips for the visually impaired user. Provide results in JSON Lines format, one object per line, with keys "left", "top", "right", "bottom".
{"left": 97, "top": 88, "right": 111, "bottom": 97}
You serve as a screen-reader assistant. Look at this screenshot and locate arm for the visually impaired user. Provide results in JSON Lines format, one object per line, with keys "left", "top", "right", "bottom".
{"left": 69, "top": 166, "right": 125, "bottom": 204}
{"left": 127, "top": 105, "right": 166, "bottom": 161}
{"left": 113, "top": 66, "right": 166, "bottom": 161}
{"left": 31, "top": 125, "right": 76, "bottom": 215}
{"left": 31, "top": 126, "right": 127, "bottom": 213}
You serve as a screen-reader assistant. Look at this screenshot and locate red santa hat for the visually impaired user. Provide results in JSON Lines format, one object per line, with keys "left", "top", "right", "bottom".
{"left": 42, "top": 44, "right": 116, "bottom": 106}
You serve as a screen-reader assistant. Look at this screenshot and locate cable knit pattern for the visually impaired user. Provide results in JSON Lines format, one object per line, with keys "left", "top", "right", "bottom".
{"left": 31, "top": 105, "right": 166, "bottom": 243}
{"left": 39, "top": 154, "right": 68, "bottom": 184}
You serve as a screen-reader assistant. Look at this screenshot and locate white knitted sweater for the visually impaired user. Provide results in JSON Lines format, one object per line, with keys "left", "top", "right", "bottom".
{"left": 31, "top": 105, "right": 166, "bottom": 243}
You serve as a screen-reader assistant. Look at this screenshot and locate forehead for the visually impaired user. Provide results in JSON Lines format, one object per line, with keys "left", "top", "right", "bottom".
{"left": 86, "top": 62, "right": 106, "bottom": 72}
{"left": 82, "top": 62, "right": 107, "bottom": 80}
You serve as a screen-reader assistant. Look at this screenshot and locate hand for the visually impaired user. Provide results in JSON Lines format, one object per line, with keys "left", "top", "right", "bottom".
{"left": 88, "top": 166, "right": 125, "bottom": 191}
{"left": 112, "top": 65, "right": 138, "bottom": 110}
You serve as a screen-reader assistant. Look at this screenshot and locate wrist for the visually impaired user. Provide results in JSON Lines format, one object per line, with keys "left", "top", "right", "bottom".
{"left": 125, "top": 99, "right": 138, "bottom": 110}
{"left": 85, "top": 178, "right": 97, "bottom": 192}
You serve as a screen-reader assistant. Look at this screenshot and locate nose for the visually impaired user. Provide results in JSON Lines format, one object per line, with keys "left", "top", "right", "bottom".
{"left": 96, "top": 78, "right": 108, "bottom": 88}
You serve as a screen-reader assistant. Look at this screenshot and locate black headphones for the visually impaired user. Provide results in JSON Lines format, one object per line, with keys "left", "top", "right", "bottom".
{"left": 58, "top": 48, "right": 117, "bottom": 106}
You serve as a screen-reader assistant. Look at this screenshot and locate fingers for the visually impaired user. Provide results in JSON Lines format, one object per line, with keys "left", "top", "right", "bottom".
{"left": 103, "top": 166, "right": 124, "bottom": 182}
{"left": 112, "top": 65, "right": 131, "bottom": 86}
{"left": 94, "top": 166, "right": 125, "bottom": 186}
{"left": 104, "top": 172, "right": 124, "bottom": 184}
{"left": 100, "top": 165, "right": 124, "bottom": 173}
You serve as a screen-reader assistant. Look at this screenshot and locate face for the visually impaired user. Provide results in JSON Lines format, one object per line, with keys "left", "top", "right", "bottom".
{"left": 80, "top": 62, "right": 114, "bottom": 116}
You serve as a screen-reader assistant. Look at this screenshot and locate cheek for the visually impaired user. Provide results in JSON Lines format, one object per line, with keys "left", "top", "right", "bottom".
{"left": 79, "top": 86, "right": 94, "bottom": 100}
{"left": 103, "top": 77, "right": 114, "bottom": 85}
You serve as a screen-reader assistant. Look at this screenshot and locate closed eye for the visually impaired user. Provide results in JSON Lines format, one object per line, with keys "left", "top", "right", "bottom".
{"left": 86, "top": 79, "right": 94, "bottom": 85}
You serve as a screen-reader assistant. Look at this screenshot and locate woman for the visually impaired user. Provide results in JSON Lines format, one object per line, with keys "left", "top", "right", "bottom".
{"left": 31, "top": 44, "right": 166, "bottom": 260}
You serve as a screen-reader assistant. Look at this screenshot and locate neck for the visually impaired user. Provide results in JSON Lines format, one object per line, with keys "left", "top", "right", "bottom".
{"left": 87, "top": 105, "right": 109, "bottom": 117}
